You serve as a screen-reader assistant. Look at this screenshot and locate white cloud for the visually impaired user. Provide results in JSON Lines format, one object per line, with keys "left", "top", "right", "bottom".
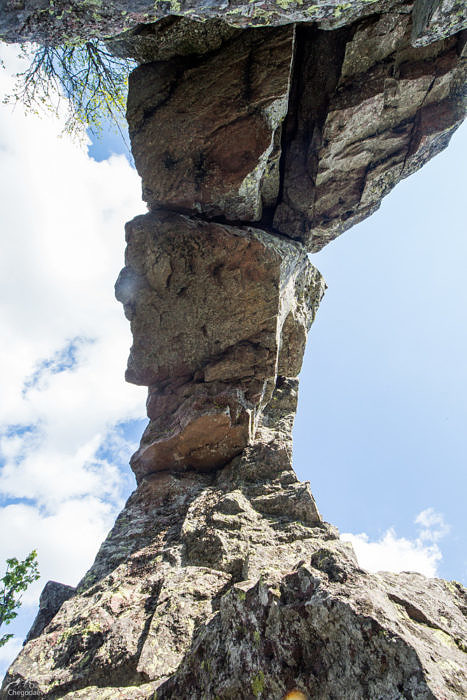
{"left": 415, "top": 507, "right": 451, "bottom": 543}
{"left": 0, "top": 40, "right": 147, "bottom": 653}
{"left": 342, "top": 509, "right": 450, "bottom": 577}
{"left": 0, "top": 498, "right": 117, "bottom": 602}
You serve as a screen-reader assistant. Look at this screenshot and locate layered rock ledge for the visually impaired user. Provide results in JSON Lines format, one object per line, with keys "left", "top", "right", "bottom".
{"left": 2, "top": 1, "right": 466, "bottom": 698}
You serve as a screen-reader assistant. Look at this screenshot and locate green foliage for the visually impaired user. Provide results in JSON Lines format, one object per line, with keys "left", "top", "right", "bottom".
{"left": 4, "top": 41, "right": 134, "bottom": 138}
{"left": 251, "top": 670, "right": 265, "bottom": 697}
{"left": 0, "top": 550, "right": 40, "bottom": 648}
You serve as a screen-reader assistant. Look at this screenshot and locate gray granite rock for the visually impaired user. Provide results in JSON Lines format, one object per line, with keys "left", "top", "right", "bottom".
{"left": 4, "top": 445, "right": 466, "bottom": 697}
{"left": 4, "top": 376, "right": 466, "bottom": 698}
{"left": 126, "top": 26, "right": 294, "bottom": 221}
{"left": 1, "top": 1, "right": 466, "bottom": 697}
{"left": 24, "top": 581, "right": 76, "bottom": 644}
{"left": 107, "top": 16, "right": 241, "bottom": 64}
{"left": 115, "top": 210, "right": 324, "bottom": 481}
{"left": 1, "top": 0, "right": 465, "bottom": 48}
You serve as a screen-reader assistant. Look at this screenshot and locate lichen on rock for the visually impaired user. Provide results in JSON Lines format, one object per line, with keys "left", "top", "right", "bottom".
{"left": 1, "top": 0, "right": 466, "bottom": 698}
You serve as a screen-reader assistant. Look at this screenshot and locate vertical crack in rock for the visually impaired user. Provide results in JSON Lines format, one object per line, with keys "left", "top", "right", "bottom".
{"left": 273, "top": 9, "right": 466, "bottom": 251}
{"left": 273, "top": 24, "right": 351, "bottom": 243}
{"left": 2, "top": 4, "right": 467, "bottom": 699}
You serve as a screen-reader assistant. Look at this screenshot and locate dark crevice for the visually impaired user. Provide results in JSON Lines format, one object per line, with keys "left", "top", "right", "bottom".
{"left": 388, "top": 593, "right": 440, "bottom": 629}
{"left": 141, "top": 25, "right": 353, "bottom": 243}
{"left": 147, "top": 203, "right": 305, "bottom": 247}
{"left": 273, "top": 24, "right": 351, "bottom": 235}
{"left": 139, "top": 461, "right": 232, "bottom": 483}
{"left": 274, "top": 22, "right": 301, "bottom": 211}
{"left": 136, "top": 579, "right": 164, "bottom": 658}
{"left": 134, "top": 23, "right": 354, "bottom": 243}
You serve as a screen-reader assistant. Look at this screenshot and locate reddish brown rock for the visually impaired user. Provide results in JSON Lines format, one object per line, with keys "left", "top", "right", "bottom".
{"left": 130, "top": 382, "right": 253, "bottom": 481}
{"left": 124, "top": 9, "right": 465, "bottom": 254}
{"left": 274, "top": 16, "right": 466, "bottom": 250}
{"left": 127, "top": 26, "right": 295, "bottom": 221}
{"left": 115, "top": 210, "right": 324, "bottom": 479}
{"left": 2, "top": 2, "right": 467, "bottom": 698}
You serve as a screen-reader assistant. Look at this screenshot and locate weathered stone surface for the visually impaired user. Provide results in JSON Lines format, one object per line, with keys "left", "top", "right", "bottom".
{"left": 127, "top": 26, "right": 294, "bottom": 221}
{"left": 2, "top": 384, "right": 330, "bottom": 698}
{"left": 108, "top": 16, "right": 241, "bottom": 64}
{"left": 412, "top": 0, "right": 467, "bottom": 47}
{"left": 1, "top": 0, "right": 465, "bottom": 48}
{"left": 116, "top": 211, "right": 322, "bottom": 386}
{"left": 130, "top": 382, "right": 253, "bottom": 481}
{"left": 5, "top": 377, "right": 466, "bottom": 697}
{"left": 24, "top": 581, "right": 76, "bottom": 644}
{"left": 2, "top": 0, "right": 467, "bottom": 697}
{"left": 274, "top": 16, "right": 466, "bottom": 250}
{"left": 122, "top": 8, "right": 465, "bottom": 251}
{"left": 115, "top": 210, "right": 324, "bottom": 480}
{"left": 4, "top": 434, "right": 466, "bottom": 698}
{"left": 158, "top": 567, "right": 467, "bottom": 700}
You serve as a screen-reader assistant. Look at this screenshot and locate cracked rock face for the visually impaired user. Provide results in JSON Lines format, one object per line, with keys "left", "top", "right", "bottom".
{"left": 160, "top": 567, "right": 467, "bottom": 700}
{"left": 125, "top": 8, "right": 465, "bottom": 251}
{"left": 274, "top": 14, "right": 466, "bottom": 250}
{"left": 127, "top": 26, "right": 295, "bottom": 221}
{"left": 10, "top": 378, "right": 466, "bottom": 699}
{"left": 4, "top": 427, "right": 467, "bottom": 698}
{"left": 2, "top": 1, "right": 467, "bottom": 698}
{"left": 115, "top": 210, "right": 323, "bottom": 481}
{"left": 115, "top": 211, "right": 322, "bottom": 388}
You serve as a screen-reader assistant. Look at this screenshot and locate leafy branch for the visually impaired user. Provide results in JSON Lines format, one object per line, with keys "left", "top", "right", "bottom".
{"left": 0, "top": 551, "right": 40, "bottom": 648}
{"left": 4, "top": 41, "right": 134, "bottom": 138}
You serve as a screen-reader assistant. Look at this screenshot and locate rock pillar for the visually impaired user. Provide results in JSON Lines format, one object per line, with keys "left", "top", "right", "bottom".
{"left": 3, "top": 8, "right": 466, "bottom": 700}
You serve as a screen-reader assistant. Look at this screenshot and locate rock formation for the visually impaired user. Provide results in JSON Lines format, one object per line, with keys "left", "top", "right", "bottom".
{"left": 1, "top": 1, "right": 466, "bottom": 698}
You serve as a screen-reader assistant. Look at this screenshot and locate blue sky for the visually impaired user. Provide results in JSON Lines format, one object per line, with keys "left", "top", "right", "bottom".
{"left": 0, "top": 42, "right": 465, "bottom": 678}
{"left": 295, "top": 121, "right": 467, "bottom": 582}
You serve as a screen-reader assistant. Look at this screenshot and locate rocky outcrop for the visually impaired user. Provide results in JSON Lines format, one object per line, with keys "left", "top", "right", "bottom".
{"left": 124, "top": 11, "right": 465, "bottom": 250}
{"left": 3, "top": 388, "right": 330, "bottom": 697}
{"left": 5, "top": 480, "right": 467, "bottom": 698}
{"left": 126, "top": 26, "right": 295, "bottom": 221}
{"left": 114, "top": 210, "right": 323, "bottom": 481}
{"left": 5, "top": 393, "right": 467, "bottom": 698}
{"left": 1, "top": 0, "right": 466, "bottom": 46}
{"left": 24, "top": 582, "right": 76, "bottom": 645}
{"left": 161, "top": 568, "right": 467, "bottom": 700}
{"left": 274, "top": 16, "right": 466, "bottom": 250}
{"left": 2, "top": 1, "right": 466, "bottom": 698}
{"left": 110, "top": 200, "right": 324, "bottom": 491}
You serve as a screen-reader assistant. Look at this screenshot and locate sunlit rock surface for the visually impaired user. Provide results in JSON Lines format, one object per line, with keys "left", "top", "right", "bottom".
{"left": 125, "top": 7, "right": 465, "bottom": 250}
{"left": 1, "top": 0, "right": 466, "bottom": 698}
{"left": 115, "top": 210, "right": 323, "bottom": 481}
{"left": 273, "top": 15, "right": 466, "bottom": 250}
{"left": 6, "top": 383, "right": 466, "bottom": 698}
{"left": 127, "top": 26, "right": 295, "bottom": 221}
{"left": 1, "top": 0, "right": 465, "bottom": 45}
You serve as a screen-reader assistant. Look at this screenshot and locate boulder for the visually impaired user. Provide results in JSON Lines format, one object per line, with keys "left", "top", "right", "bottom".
{"left": 274, "top": 17, "right": 466, "bottom": 250}
{"left": 127, "top": 26, "right": 294, "bottom": 221}
{"left": 24, "top": 581, "right": 76, "bottom": 644}
{"left": 115, "top": 211, "right": 324, "bottom": 479}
